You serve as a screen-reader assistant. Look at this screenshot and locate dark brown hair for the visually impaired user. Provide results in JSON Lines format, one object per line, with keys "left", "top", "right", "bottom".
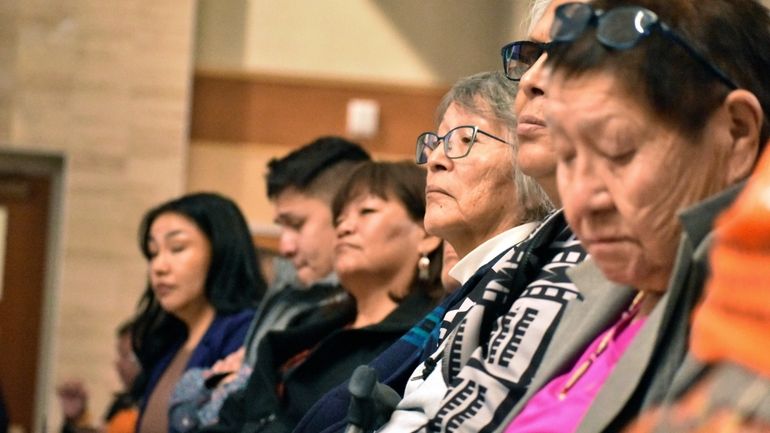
{"left": 332, "top": 160, "right": 444, "bottom": 301}
{"left": 266, "top": 136, "right": 370, "bottom": 203}
{"left": 132, "top": 192, "right": 267, "bottom": 392}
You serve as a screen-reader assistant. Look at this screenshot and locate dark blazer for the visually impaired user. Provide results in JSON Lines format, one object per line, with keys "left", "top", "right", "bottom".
{"left": 496, "top": 183, "right": 743, "bottom": 433}
{"left": 241, "top": 278, "right": 344, "bottom": 366}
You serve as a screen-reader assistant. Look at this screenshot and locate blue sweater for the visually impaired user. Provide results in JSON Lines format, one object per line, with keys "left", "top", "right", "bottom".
{"left": 140, "top": 310, "right": 255, "bottom": 423}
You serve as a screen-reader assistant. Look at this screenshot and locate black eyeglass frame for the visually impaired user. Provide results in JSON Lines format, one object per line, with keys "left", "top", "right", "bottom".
{"left": 550, "top": 2, "right": 738, "bottom": 90}
{"left": 500, "top": 40, "right": 551, "bottom": 81}
{"left": 415, "top": 125, "right": 510, "bottom": 165}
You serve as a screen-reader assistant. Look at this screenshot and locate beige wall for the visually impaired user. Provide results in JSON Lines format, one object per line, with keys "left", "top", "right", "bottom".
{"left": 1, "top": 0, "right": 527, "bottom": 427}
{"left": 197, "top": 0, "right": 530, "bottom": 86}
{"left": 0, "top": 2, "right": 14, "bottom": 139}
{"left": 7, "top": 0, "right": 767, "bottom": 428}
{"left": 195, "top": 0, "right": 249, "bottom": 69}
{"left": 192, "top": 1, "right": 532, "bottom": 231}
{"left": 187, "top": 141, "right": 285, "bottom": 230}
{"left": 0, "top": 0, "right": 195, "bottom": 429}
{"left": 187, "top": 141, "right": 418, "bottom": 234}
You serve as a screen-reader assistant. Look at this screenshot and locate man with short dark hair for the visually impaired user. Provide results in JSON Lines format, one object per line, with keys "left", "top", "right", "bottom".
{"left": 266, "top": 136, "right": 370, "bottom": 289}
{"left": 242, "top": 136, "right": 370, "bottom": 353}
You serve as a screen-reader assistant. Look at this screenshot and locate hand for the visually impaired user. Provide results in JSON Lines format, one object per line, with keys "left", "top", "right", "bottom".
{"left": 204, "top": 347, "right": 245, "bottom": 387}
{"left": 56, "top": 380, "right": 89, "bottom": 421}
{"left": 210, "top": 347, "right": 245, "bottom": 374}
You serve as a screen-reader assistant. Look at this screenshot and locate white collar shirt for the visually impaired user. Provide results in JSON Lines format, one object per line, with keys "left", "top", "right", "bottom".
{"left": 448, "top": 221, "right": 540, "bottom": 286}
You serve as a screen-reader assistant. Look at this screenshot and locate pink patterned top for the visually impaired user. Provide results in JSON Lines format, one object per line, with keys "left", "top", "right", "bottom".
{"left": 504, "top": 314, "right": 646, "bottom": 433}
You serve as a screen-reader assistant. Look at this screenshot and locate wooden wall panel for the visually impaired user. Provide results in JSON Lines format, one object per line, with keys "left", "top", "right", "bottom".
{"left": 191, "top": 69, "right": 448, "bottom": 154}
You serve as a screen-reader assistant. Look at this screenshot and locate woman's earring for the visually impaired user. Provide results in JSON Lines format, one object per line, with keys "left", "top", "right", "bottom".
{"left": 418, "top": 254, "right": 431, "bottom": 281}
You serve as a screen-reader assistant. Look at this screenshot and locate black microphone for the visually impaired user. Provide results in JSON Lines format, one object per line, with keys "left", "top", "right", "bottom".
{"left": 345, "top": 365, "right": 401, "bottom": 433}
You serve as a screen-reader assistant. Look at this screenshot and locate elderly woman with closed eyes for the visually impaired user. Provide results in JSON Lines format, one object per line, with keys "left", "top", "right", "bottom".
{"left": 491, "top": 0, "right": 770, "bottom": 432}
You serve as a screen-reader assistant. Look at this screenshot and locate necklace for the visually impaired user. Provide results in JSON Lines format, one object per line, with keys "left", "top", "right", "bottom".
{"left": 558, "top": 291, "right": 646, "bottom": 400}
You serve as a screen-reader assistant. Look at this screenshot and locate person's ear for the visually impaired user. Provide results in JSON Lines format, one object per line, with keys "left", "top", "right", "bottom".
{"left": 724, "top": 89, "right": 763, "bottom": 183}
{"left": 418, "top": 232, "right": 442, "bottom": 256}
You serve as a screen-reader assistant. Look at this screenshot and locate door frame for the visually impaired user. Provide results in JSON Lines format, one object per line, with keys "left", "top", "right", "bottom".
{"left": 0, "top": 146, "right": 65, "bottom": 433}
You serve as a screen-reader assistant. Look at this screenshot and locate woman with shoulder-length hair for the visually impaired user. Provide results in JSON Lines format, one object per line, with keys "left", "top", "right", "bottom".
{"left": 331, "top": 160, "right": 446, "bottom": 306}
{"left": 206, "top": 160, "right": 444, "bottom": 433}
{"left": 132, "top": 192, "right": 267, "bottom": 433}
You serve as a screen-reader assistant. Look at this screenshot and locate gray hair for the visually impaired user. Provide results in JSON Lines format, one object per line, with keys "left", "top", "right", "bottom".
{"left": 527, "top": 0, "right": 552, "bottom": 35}
{"left": 435, "top": 71, "right": 553, "bottom": 222}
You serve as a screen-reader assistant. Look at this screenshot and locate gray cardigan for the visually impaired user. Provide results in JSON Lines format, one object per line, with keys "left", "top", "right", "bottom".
{"left": 495, "top": 183, "right": 744, "bottom": 433}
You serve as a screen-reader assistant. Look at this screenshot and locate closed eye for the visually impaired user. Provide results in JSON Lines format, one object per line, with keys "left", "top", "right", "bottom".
{"left": 287, "top": 221, "right": 303, "bottom": 230}
{"left": 607, "top": 150, "right": 635, "bottom": 165}
{"left": 277, "top": 216, "right": 304, "bottom": 231}
{"left": 146, "top": 241, "right": 159, "bottom": 258}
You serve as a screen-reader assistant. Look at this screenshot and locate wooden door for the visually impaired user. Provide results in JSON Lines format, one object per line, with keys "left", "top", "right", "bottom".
{"left": 0, "top": 173, "right": 50, "bottom": 433}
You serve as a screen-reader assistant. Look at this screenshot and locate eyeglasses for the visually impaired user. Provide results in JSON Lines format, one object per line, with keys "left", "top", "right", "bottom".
{"left": 501, "top": 40, "right": 550, "bottom": 81}
{"left": 550, "top": 2, "right": 738, "bottom": 90}
{"left": 415, "top": 125, "right": 510, "bottom": 165}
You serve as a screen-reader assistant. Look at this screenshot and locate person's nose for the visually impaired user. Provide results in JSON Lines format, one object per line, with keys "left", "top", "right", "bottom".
{"left": 335, "top": 214, "right": 355, "bottom": 238}
{"left": 150, "top": 251, "right": 170, "bottom": 275}
{"left": 519, "top": 54, "right": 548, "bottom": 99}
{"left": 279, "top": 231, "right": 298, "bottom": 259}
{"left": 426, "top": 139, "right": 453, "bottom": 173}
{"left": 562, "top": 157, "right": 613, "bottom": 221}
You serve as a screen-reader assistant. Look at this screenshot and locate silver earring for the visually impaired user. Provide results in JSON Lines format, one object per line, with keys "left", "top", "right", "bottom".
{"left": 418, "top": 254, "right": 430, "bottom": 281}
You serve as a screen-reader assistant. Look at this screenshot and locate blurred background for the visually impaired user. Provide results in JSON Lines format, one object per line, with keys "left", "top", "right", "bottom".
{"left": 0, "top": 1, "right": 530, "bottom": 430}
{"left": 10, "top": 0, "right": 766, "bottom": 431}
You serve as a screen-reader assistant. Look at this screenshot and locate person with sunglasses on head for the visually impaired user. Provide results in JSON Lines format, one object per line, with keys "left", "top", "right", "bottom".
{"left": 494, "top": 1, "right": 770, "bottom": 432}
{"left": 624, "top": 139, "right": 770, "bottom": 433}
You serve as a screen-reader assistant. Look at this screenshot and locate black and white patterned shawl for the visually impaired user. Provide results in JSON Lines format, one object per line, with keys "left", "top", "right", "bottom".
{"left": 402, "top": 210, "right": 588, "bottom": 433}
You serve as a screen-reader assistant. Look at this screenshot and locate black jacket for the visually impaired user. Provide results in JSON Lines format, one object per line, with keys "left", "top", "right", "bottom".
{"left": 200, "top": 290, "right": 437, "bottom": 433}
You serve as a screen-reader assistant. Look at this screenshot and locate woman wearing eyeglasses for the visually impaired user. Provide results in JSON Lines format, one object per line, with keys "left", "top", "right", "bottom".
{"left": 492, "top": 0, "right": 770, "bottom": 432}
{"left": 369, "top": 66, "right": 597, "bottom": 432}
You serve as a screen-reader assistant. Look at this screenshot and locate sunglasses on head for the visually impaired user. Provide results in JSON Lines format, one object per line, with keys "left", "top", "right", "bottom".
{"left": 550, "top": 2, "right": 738, "bottom": 89}
{"left": 500, "top": 3, "right": 738, "bottom": 90}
